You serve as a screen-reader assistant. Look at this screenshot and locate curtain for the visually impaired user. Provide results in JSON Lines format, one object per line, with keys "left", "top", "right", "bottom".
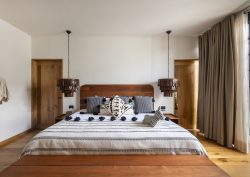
{"left": 198, "top": 16, "right": 236, "bottom": 148}
{"left": 198, "top": 13, "right": 250, "bottom": 153}
{"left": 234, "top": 12, "right": 249, "bottom": 153}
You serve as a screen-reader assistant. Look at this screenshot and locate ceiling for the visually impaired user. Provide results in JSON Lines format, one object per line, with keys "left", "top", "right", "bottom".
{"left": 0, "top": 0, "right": 248, "bottom": 36}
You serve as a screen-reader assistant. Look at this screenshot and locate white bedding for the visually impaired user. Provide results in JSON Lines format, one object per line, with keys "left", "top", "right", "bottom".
{"left": 22, "top": 111, "right": 207, "bottom": 156}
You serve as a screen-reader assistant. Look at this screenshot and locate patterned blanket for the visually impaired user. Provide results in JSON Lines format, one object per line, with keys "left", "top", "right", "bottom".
{"left": 22, "top": 112, "right": 207, "bottom": 156}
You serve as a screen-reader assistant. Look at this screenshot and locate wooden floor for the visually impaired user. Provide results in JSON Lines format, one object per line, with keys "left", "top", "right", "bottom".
{"left": 198, "top": 135, "right": 250, "bottom": 177}
{"left": 0, "top": 131, "right": 249, "bottom": 177}
{"left": 0, "top": 131, "right": 37, "bottom": 172}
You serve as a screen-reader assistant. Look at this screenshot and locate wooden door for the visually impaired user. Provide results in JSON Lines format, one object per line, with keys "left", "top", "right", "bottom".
{"left": 32, "top": 59, "right": 63, "bottom": 129}
{"left": 174, "top": 60, "right": 198, "bottom": 130}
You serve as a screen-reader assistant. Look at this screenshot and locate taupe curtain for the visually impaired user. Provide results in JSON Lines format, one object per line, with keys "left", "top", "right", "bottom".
{"left": 198, "top": 16, "right": 236, "bottom": 148}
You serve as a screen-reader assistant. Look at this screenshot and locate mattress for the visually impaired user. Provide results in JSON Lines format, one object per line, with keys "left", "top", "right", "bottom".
{"left": 22, "top": 111, "right": 207, "bottom": 156}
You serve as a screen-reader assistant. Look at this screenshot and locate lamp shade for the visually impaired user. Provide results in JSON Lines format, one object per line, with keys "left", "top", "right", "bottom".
{"left": 158, "top": 78, "right": 179, "bottom": 97}
{"left": 57, "top": 78, "right": 79, "bottom": 97}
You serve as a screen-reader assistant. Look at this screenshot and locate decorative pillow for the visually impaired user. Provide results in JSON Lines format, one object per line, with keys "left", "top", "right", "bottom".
{"left": 86, "top": 96, "right": 103, "bottom": 113}
{"left": 155, "top": 110, "right": 165, "bottom": 120}
{"left": 99, "top": 107, "right": 111, "bottom": 115}
{"left": 143, "top": 115, "right": 154, "bottom": 124}
{"left": 148, "top": 115, "right": 161, "bottom": 127}
{"left": 134, "top": 96, "right": 154, "bottom": 113}
{"left": 103, "top": 95, "right": 131, "bottom": 118}
{"left": 103, "top": 96, "right": 134, "bottom": 106}
{"left": 120, "top": 96, "right": 134, "bottom": 106}
{"left": 123, "top": 107, "right": 134, "bottom": 115}
{"left": 102, "top": 97, "right": 110, "bottom": 104}
{"left": 100, "top": 105, "right": 134, "bottom": 115}
{"left": 142, "top": 115, "right": 161, "bottom": 127}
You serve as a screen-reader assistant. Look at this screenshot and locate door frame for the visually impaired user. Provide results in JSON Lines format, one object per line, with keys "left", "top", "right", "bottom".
{"left": 31, "top": 59, "right": 63, "bottom": 129}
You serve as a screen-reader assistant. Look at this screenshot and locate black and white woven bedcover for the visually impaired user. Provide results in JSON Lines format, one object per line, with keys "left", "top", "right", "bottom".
{"left": 22, "top": 112, "right": 207, "bottom": 156}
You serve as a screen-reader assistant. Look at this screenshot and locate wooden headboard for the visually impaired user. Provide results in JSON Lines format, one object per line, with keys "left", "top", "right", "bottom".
{"left": 80, "top": 84, "right": 154, "bottom": 109}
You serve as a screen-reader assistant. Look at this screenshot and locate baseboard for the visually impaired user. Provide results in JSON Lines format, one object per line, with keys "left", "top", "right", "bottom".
{"left": 0, "top": 129, "right": 32, "bottom": 147}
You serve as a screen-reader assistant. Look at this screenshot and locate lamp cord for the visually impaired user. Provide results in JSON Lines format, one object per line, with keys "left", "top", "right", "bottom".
{"left": 68, "top": 32, "right": 70, "bottom": 78}
{"left": 168, "top": 32, "right": 169, "bottom": 78}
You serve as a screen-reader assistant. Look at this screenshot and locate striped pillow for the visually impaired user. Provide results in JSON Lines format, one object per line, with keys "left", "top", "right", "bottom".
{"left": 134, "top": 96, "right": 153, "bottom": 113}
{"left": 86, "top": 96, "right": 103, "bottom": 113}
{"left": 142, "top": 115, "right": 154, "bottom": 124}
{"left": 148, "top": 115, "right": 161, "bottom": 127}
{"left": 155, "top": 110, "right": 165, "bottom": 120}
{"left": 142, "top": 115, "right": 161, "bottom": 127}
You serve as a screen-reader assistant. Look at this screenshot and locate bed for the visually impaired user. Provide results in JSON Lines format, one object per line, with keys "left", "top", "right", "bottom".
{"left": 22, "top": 112, "right": 206, "bottom": 156}
{"left": 0, "top": 84, "right": 230, "bottom": 177}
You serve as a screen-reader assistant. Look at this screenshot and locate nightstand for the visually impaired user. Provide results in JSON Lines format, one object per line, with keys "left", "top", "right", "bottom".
{"left": 163, "top": 113, "right": 179, "bottom": 124}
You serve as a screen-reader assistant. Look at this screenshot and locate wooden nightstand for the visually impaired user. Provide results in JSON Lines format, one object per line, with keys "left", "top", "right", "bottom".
{"left": 163, "top": 113, "right": 179, "bottom": 124}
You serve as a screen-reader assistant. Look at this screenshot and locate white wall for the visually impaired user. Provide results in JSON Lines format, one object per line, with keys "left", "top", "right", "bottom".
{"left": 0, "top": 19, "right": 31, "bottom": 142}
{"left": 32, "top": 35, "right": 198, "bottom": 113}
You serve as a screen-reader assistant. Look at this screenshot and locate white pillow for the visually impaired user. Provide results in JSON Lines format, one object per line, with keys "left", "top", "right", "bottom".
{"left": 103, "top": 95, "right": 131, "bottom": 118}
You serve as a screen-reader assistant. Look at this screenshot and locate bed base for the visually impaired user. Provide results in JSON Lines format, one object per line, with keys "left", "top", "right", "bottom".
{"left": 0, "top": 155, "right": 229, "bottom": 177}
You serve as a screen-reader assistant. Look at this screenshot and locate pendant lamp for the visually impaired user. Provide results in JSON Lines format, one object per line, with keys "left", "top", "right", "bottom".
{"left": 57, "top": 30, "right": 79, "bottom": 97}
{"left": 158, "top": 30, "right": 179, "bottom": 97}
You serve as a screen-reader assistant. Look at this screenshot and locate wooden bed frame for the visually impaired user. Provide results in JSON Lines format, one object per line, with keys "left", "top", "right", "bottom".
{"left": 0, "top": 84, "right": 229, "bottom": 177}
{"left": 80, "top": 84, "right": 154, "bottom": 109}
